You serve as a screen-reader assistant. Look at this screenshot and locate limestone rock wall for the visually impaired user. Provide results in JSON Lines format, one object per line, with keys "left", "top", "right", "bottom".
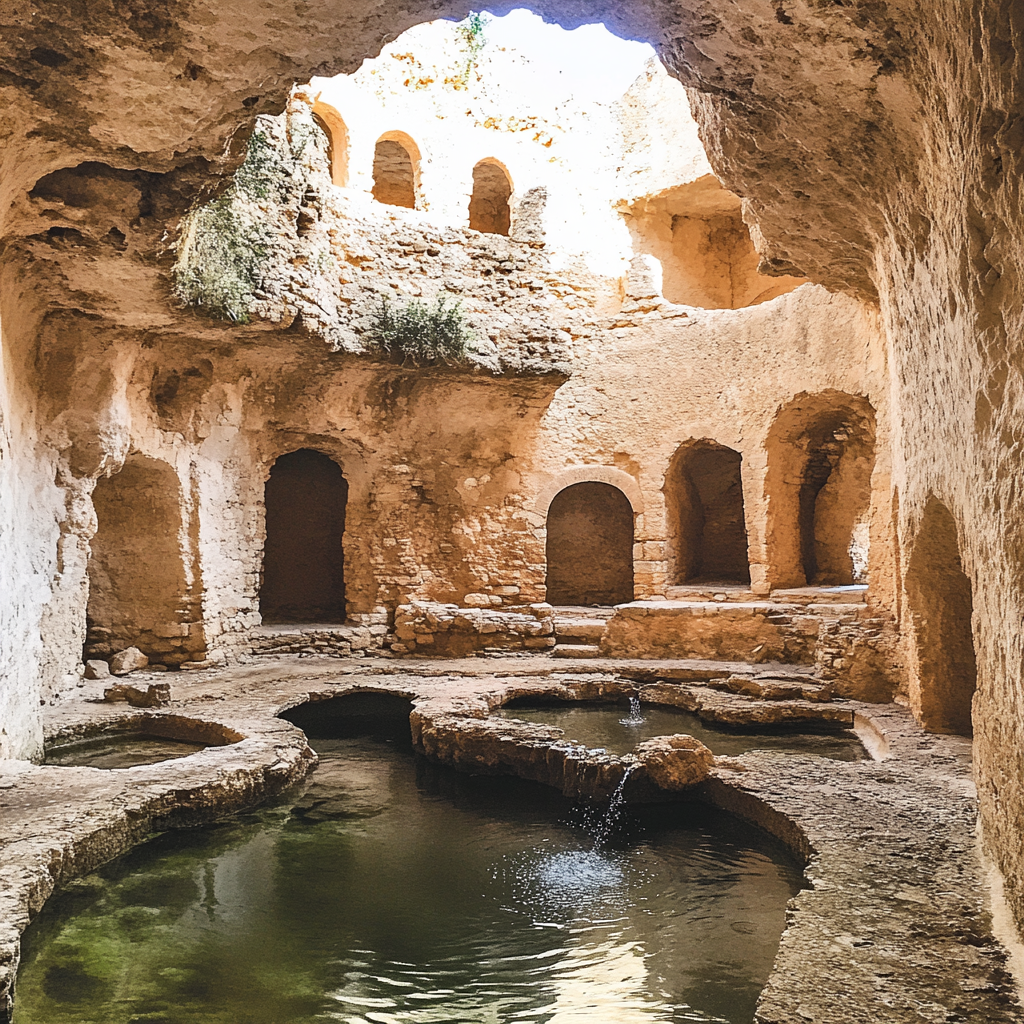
{"left": 3, "top": 0, "right": 1024, "bottom": 938}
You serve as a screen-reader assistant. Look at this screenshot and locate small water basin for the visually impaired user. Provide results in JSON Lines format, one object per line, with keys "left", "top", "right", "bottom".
{"left": 45, "top": 735, "right": 209, "bottom": 769}
{"left": 44, "top": 716, "right": 241, "bottom": 770}
{"left": 495, "top": 699, "right": 867, "bottom": 760}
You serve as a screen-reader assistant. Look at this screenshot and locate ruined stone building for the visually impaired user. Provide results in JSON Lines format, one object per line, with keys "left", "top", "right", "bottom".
{"left": 2, "top": 3, "right": 1024, "bottom": 1023}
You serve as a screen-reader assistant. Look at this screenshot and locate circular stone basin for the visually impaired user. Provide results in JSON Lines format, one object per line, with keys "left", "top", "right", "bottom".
{"left": 494, "top": 699, "right": 868, "bottom": 760}
{"left": 44, "top": 715, "right": 242, "bottom": 770}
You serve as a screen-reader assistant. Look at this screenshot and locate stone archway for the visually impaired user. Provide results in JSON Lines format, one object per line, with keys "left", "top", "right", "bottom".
{"left": 86, "top": 454, "right": 197, "bottom": 665}
{"left": 469, "top": 159, "right": 512, "bottom": 235}
{"left": 372, "top": 132, "right": 420, "bottom": 209}
{"left": 545, "top": 481, "right": 635, "bottom": 606}
{"left": 905, "top": 496, "right": 977, "bottom": 735}
{"left": 261, "top": 449, "right": 348, "bottom": 623}
{"left": 666, "top": 440, "right": 749, "bottom": 583}
{"left": 312, "top": 99, "right": 349, "bottom": 186}
{"left": 764, "top": 392, "right": 876, "bottom": 587}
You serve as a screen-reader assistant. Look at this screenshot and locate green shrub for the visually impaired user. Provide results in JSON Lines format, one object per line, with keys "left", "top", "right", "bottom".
{"left": 172, "top": 194, "right": 271, "bottom": 323}
{"left": 368, "top": 293, "right": 473, "bottom": 365}
{"left": 172, "top": 118, "right": 330, "bottom": 323}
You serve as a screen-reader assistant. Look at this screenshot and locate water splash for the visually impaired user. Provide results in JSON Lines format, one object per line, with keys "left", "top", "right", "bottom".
{"left": 591, "top": 765, "right": 635, "bottom": 849}
{"left": 619, "top": 696, "right": 645, "bottom": 727}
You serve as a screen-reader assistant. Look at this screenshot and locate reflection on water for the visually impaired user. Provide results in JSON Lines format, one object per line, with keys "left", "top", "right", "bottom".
{"left": 45, "top": 735, "right": 208, "bottom": 769}
{"left": 496, "top": 702, "right": 867, "bottom": 760}
{"left": 16, "top": 736, "right": 802, "bottom": 1024}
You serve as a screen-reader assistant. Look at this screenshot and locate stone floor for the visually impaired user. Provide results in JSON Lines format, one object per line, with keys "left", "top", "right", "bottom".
{"left": 1, "top": 653, "right": 1021, "bottom": 1023}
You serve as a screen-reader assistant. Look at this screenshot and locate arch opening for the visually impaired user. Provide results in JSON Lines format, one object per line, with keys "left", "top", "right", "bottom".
{"left": 545, "top": 481, "right": 634, "bottom": 606}
{"left": 280, "top": 692, "right": 413, "bottom": 744}
{"left": 621, "top": 176, "right": 804, "bottom": 309}
{"left": 85, "top": 455, "right": 197, "bottom": 666}
{"left": 372, "top": 136, "right": 417, "bottom": 209}
{"left": 312, "top": 101, "right": 350, "bottom": 186}
{"left": 469, "top": 160, "right": 512, "bottom": 235}
{"left": 765, "top": 393, "right": 876, "bottom": 588}
{"left": 261, "top": 449, "right": 348, "bottom": 623}
{"left": 666, "top": 441, "right": 749, "bottom": 584}
{"left": 905, "top": 498, "right": 977, "bottom": 736}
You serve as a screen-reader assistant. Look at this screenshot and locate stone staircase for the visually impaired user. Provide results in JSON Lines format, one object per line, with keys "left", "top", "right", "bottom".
{"left": 551, "top": 606, "right": 616, "bottom": 658}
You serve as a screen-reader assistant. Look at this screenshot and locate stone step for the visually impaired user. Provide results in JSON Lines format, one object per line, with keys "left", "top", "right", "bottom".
{"left": 554, "top": 619, "right": 607, "bottom": 641}
{"left": 553, "top": 644, "right": 602, "bottom": 659}
{"left": 771, "top": 586, "right": 868, "bottom": 605}
{"left": 662, "top": 585, "right": 868, "bottom": 606}
{"left": 550, "top": 605, "right": 617, "bottom": 620}
{"left": 664, "top": 585, "right": 755, "bottom": 603}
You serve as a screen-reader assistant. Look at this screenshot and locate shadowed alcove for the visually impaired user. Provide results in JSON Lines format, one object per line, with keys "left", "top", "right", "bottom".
{"left": 765, "top": 392, "right": 876, "bottom": 587}
{"left": 261, "top": 449, "right": 348, "bottom": 623}
{"left": 545, "top": 481, "right": 634, "bottom": 605}
{"left": 469, "top": 159, "right": 512, "bottom": 235}
{"left": 905, "top": 497, "right": 977, "bottom": 735}
{"left": 86, "top": 455, "right": 194, "bottom": 662}
{"left": 372, "top": 134, "right": 419, "bottom": 209}
{"left": 666, "top": 440, "right": 750, "bottom": 583}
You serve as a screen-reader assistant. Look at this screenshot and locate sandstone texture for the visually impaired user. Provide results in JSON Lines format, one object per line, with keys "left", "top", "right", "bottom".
{"left": 634, "top": 734, "right": 714, "bottom": 790}
{"left": 0, "top": 0, "right": 1023, "bottom": 975}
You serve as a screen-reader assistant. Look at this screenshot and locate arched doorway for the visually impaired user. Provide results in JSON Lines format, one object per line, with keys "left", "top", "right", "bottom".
{"left": 545, "top": 482, "right": 634, "bottom": 605}
{"left": 666, "top": 441, "right": 749, "bottom": 583}
{"left": 261, "top": 449, "right": 348, "bottom": 623}
{"left": 372, "top": 135, "right": 418, "bottom": 209}
{"left": 905, "top": 497, "right": 977, "bottom": 735}
{"left": 86, "top": 455, "right": 195, "bottom": 664}
{"left": 469, "top": 160, "right": 512, "bottom": 235}
{"left": 765, "top": 392, "right": 876, "bottom": 587}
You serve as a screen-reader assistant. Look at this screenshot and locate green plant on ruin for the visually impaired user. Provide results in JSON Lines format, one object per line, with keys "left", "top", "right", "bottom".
{"left": 172, "top": 117, "right": 330, "bottom": 323}
{"left": 451, "top": 11, "right": 489, "bottom": 88}
{"left": 368, "top": 293, "right": 473, "bottom": 365}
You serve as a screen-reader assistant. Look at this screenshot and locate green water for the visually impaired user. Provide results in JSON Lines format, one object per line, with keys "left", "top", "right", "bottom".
{"left": 495, "top": 701, "right": 867, "bottom": 760}
{"left": 16, "top": 735, "right": 802, "bottom": 1024}
{"left": 45, "top": 736, "right": 209, "bottom": 769}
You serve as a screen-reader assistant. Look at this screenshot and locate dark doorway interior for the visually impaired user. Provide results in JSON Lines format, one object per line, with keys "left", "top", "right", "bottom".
{"left": 546, "top": 481, "right": 634, "bottom": 605}
{"left": 261, "top": 449, "right": 347, "bottom": 622}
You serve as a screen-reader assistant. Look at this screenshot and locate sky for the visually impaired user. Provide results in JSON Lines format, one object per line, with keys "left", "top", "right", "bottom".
{"left": 475, "top": 9, "right": 657, "bottom": 105}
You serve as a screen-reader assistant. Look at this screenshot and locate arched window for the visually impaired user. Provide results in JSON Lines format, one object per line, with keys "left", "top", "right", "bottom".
{"left": 905, "top": 497, "right": 977, "bottom": 735}
{"left": 545, "top": 482, "right": 634, "bottom": 606}
{"left": 765, "top": 392, "right": 876, "bottom": 587}
{"left": 261, "top": 449, "right": 348, "bottom": 622}
{"left": 469, "top": 159, "right": 512, "bottom": 235}
{"left": 86, "top": 455, "right": 198, "bottom": 666}
{"left": 666, "top": 441, "right": 749, "bottom": 583}
{"left": 372, "top": 134, "right": 419, "bottom": 209}
{"left": 312, "top": 100, "right": 349, "bottom": 186}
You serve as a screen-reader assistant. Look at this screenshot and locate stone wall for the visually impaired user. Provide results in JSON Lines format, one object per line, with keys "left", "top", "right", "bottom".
{"left": 4, "top": 0, "right": 1024, "bottom": 945}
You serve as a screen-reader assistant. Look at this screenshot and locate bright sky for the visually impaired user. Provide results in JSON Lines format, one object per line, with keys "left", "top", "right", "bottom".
{"left": 477, "top": 9, "right": 656, "bottom": 105}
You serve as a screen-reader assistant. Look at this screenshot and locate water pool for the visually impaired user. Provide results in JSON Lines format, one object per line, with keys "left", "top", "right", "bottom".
{"left": 495, "top": 700, "right": 866, "bottom": 761}
{"left": 45, "top": 735, "right": 209, "bottom": 770}
{"left": 16, "top": 732, "right": 802, "bottom": 1024}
